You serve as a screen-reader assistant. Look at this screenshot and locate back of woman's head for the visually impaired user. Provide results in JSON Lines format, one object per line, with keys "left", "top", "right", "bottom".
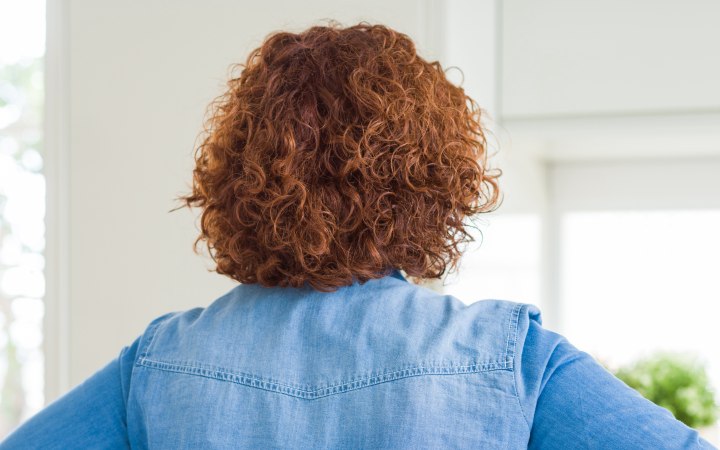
{"left": 182, "top": 22, "right": 500, "bottom": 291}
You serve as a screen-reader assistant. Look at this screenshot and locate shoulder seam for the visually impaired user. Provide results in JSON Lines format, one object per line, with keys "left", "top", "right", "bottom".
{"left": 510, "top": 303, "right": 533, "bottom": 431}
{"left": 137, "top": 312, "right": 176, "bottom": 361}
{"left": 504, "top": 302, "right": 521, "bottom": 360}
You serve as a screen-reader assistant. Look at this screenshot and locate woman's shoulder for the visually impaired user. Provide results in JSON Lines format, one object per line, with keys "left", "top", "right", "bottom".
{"left": 132, "top": 284, "right": 548, "bottom": 373}
{"left": 451, "top": 298, "right": 545, "bottom": 371}
{"left": 128, "top": 283, "right": 556, "bottom": 403}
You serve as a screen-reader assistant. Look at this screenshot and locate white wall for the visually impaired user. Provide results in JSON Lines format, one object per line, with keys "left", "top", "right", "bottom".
{"left": 499, "top": 0, "right": 720, "bottom": 162}
{"left": 48, "top": 0, "right": 456, "bottom": 398}
{"left": 501, "top": 0, "right": 720, "bottom": 118}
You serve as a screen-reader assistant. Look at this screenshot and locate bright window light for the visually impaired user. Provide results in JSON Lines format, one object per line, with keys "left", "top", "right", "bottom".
{"left": 442, "top": 214, "right": 542, "bottom": 307}
{"left": 560, "top": 210, "right": 720, "bottom": 394}
{"left": 0, "top": 0, "right": 46, "bottom": 437}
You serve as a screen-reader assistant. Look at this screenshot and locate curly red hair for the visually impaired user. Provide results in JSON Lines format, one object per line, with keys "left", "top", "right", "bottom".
{"left": 181, "top": 22, "right": 500, "bottom": 291}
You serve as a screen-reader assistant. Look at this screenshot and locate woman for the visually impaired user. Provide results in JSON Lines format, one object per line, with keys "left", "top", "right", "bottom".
{"left": 3, "top": 23, "right": 714, "bottom": 449}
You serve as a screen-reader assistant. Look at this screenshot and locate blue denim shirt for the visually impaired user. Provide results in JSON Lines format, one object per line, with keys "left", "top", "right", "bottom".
{"left": 3, "top": 270, "right": 714, "bottom": 449}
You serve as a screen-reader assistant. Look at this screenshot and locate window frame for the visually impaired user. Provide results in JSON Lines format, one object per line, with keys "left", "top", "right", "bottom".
{"left": 43, "top": 0, "right": 71, "bottom": 403}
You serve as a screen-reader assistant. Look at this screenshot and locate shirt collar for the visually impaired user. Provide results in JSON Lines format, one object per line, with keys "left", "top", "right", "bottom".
{"left": 390, "top": 269, "right": 407, "bottom": 282}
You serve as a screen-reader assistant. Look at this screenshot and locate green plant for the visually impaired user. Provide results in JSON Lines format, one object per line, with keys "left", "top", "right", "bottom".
{"left": 614, "top": 353, "right": 719, "bottom": 428}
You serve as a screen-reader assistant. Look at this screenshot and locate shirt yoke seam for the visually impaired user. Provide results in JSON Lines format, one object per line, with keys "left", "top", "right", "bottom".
{"left": 135, "top": 357, "right": 513, "bottom": 400}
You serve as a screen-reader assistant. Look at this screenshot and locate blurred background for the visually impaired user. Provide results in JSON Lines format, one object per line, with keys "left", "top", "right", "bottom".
{"left": 1, "top": 0, "right": 719, "bottom": 440}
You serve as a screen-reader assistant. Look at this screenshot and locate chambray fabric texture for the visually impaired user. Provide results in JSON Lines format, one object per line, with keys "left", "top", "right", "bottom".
{"left": 2, "top": 270, "right": 715, "bottom": 449}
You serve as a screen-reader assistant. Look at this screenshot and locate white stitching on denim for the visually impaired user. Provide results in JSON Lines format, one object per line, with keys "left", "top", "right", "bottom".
{"left": 136, "top": 357, "right": 513, "bottom": 400}
{"left": 510, "top": 304, "right": 532, "bottom": 431}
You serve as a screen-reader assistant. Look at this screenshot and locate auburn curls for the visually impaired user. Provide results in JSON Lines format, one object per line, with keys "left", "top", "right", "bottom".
{"left": 181, "top": 22, "right": 501, "bottom": 292}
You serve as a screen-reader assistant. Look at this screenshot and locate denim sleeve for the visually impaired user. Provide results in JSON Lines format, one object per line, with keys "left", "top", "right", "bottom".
{"left": 0, "top": 337, "right": 141, "bottom": 449}
{"left": 518, "top": 319, "right": 715, "bottom": 449}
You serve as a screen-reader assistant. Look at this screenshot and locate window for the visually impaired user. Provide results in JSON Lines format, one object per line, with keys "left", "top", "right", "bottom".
{"left": 0, "top": 0, "right": 46, "bottom": 436}
{"left": 442, "top": 214, "right": 542, "bottom": 307}
{"left": 560, "top": 210, "right": 720, "bottom": 394}
{"left": 548, "top": 157, "right": 720, "bottom": 437}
